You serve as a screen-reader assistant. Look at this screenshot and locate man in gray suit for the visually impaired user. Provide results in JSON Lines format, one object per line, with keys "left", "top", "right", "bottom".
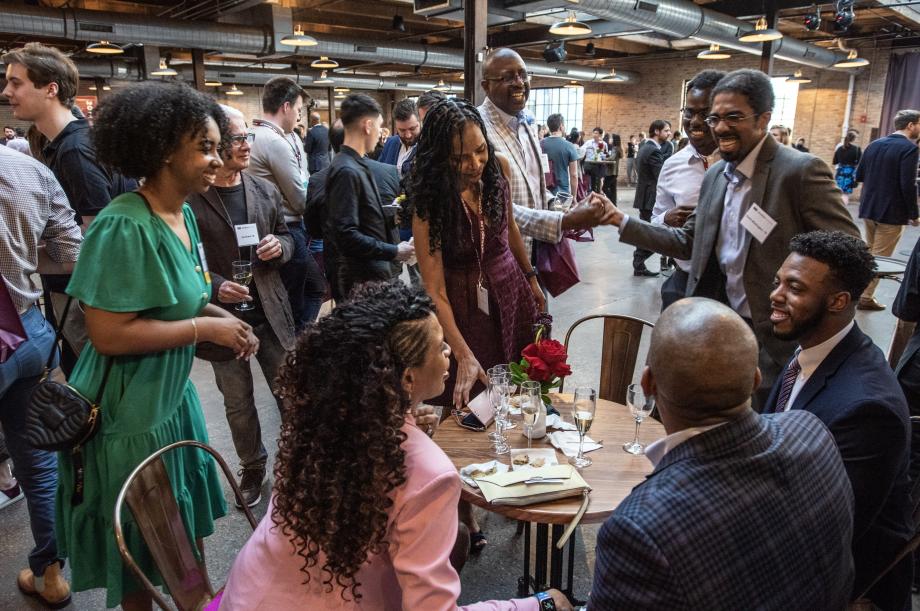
{"left": 598, "top": 69, "right": 859, "bottom": 404}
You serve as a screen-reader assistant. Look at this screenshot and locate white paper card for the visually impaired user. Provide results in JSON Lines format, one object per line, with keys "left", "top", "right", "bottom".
{"left": 540, "top": 153, "right": 550, "bottom": 174}
{"left": 740, "top": 204, "right": 777, "bottom": 244}
{"left": 234, "top": 223, "right": 259, "bottom": 247}
{"left": 477, "top": 283, "right": 490, "bottom": 316}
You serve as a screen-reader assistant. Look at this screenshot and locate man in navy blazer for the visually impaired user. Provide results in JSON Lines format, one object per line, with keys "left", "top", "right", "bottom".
{"left": 765, "top": 230, "right": 912, "bottom": 610}
{"left": 590, "top": 297, "right": 854, "bottom": 610}
{"left": 855, "top": 109, "right": 920, "bottom": 311}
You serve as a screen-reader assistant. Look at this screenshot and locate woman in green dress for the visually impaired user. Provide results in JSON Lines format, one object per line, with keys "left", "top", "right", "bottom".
{"left": 57, "top": 82, "right": 259, "bottom": 610}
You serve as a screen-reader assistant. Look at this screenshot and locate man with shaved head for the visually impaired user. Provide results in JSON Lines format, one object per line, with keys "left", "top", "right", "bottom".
{"left": 478, "top": 48, "right": 612, "bottom": 294}
{"left": 589, "top": 297, "right": 854, "bottom": 609}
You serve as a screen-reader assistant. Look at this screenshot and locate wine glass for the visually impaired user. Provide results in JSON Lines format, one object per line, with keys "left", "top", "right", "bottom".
{"left": 520, "top": 380, "right": 541, "bottom": 449}
{"left": 231, "top": 260, "right": 254, "bottom": 312}
{"left": 624, "top": 384, "right": 655, "bottom": 455}
{"left": 488, "top": 365, "right": 516, "bottom": 429}
{"left": 552, "top": 192, "right": 574, "bottom": 213}
{"left": 570, "top": 387, "right": 596, "bottom": 468}
{"left": 488, "top": 373, "right": 510, "bottom": 454}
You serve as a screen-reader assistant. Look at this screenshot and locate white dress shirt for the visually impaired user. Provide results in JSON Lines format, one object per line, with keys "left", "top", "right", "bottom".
{"left": 780, "top": 320, "right": 855, "bottom": 411}
{"left": 717, "top": 134, "right": 769, "bottom": 319}
{"left": 651, "top": 143, "right": 719, "bottom": 273}
{"left": 644, "top": 422, "right": 726, "bottom": 467}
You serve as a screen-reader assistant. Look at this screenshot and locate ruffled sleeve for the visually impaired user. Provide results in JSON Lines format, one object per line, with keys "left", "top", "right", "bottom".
{"left": 67, "top": 195, "right": 178, "bottom": 312}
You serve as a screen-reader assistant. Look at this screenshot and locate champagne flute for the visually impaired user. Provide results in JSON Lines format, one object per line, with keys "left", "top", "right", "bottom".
{"left": 520, "top": 380, "right": 541, "bottom": 450}
{"left": 624, "top": 384, "right": 655, "bottom": 455}
{"left": 570, "top": 387, "right": 597, "bottom": 468}
{"left": 231, "top": 260, "right": 255, "bottom": 312}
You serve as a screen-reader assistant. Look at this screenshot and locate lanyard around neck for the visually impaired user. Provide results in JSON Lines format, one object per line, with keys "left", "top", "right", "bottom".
{"left": 253, "top": 119, "right": 302, "bottom": 170}
{"left": 461, "top": 195, "right": 486, "bottom": 287}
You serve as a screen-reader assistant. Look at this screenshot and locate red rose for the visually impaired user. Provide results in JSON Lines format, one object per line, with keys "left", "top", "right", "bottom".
{"left": 523, "top": 354, "right": 552, "bottom": 382}
{"left": 536, "top": 339, "right": 568, "bottom": 366}
{"left": 551, "top": 362, "right": 572, "bottom": 378}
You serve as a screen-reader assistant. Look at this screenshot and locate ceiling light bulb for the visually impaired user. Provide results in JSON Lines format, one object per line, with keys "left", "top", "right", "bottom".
{"left": 549, "top": 11, "right": 592, "bottom": 37}
{"left": 311, "top": 56, "right": 339, "bottom": 69}
{"left": 281, "top": 24, "right": 318, "bottom": 47}
{"left": 738, "top": 16, "right": 783, "bottom": 42}
{"left": 833, "top": 48, "right": 869, "bottom": 68}
{"left": 86, "top": 40, "right": 124, "bottom": 55}
{"left": 563, "top": 80, "right": 583, "bottom": 88}
{"left": 150, "top": 58, "right": 178, "bottom": 77}
{"left": 433, "top": 80, "right": 450, "bottom": 92}
{"left": 205, "top": 79, "right": 223, "bottom": 87}
{"left": 697, "top": 43, "right": 731, "bottom": 60}
{"left": 226, "top": 84, "right": 244, "bottom": 95}
{"left": 314, "top": 70, "right": 334, "bottom": 84}
{"left": 600, "top": 68, "right": 620, "bottom": 82}
{"left": 786, "top": 69, "right": 812, "bottom": 83}
{"left": 334, "top": 86, "right": 350, "bottom": 93}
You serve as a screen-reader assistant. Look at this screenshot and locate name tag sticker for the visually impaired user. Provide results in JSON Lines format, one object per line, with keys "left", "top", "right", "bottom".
{"left": 741, "top": 204, "right": 777, "bottom": 244}
{"left": 234, "top": 223, "right": 260, "bottom": 247}
{"left": 196, "top": 242, "right": 211, "bottom": 284}
{"left": 477, "top": 283, "right": 490, "bottom": 316}
{"left": 540, "top": 153, "right": 550, "bottom": 174}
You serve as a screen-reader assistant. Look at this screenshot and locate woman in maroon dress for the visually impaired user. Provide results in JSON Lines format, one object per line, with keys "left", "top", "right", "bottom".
{"left": 407, "top": 98, "right": 544, "bottom": 411}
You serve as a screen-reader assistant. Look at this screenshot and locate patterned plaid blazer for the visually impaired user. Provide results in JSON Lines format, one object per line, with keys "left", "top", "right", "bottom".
{"left": 589, "top": 409, "right": 855, "bottom": 611}
{"left": 478, "top": 98, "right": 563, "bottom": 254}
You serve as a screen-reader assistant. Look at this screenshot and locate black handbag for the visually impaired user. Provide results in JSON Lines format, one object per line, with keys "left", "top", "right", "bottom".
{"left": 23, "top": 298, "right": 113, "bottom": 504}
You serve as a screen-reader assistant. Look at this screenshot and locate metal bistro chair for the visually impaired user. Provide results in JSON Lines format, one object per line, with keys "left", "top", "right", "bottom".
{"left": 561, "top": 314, "right": 655, "bottom": 405}
{"left": 114, "top": 440, "right": 258, "bottom": 611}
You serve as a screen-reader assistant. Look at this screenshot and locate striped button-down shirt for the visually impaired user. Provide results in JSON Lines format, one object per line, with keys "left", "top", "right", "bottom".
{"left": 0, "top": 146, "right": 82, "bottom": 314}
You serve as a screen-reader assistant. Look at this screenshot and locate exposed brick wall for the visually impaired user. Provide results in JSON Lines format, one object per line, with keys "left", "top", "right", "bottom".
{"left": 578, "top": 45, "right": 898, "bottom": 174}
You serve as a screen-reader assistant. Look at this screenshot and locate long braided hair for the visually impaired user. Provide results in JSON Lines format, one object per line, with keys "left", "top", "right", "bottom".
{"left": 404, "top": 97, "right": 506, "bottom": 253}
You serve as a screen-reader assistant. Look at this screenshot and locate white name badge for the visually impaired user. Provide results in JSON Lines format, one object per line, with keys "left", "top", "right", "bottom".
{"left": 196, "top": 242, "right": 211, "bottom": 284}
{"left": 234, "top": 223, "right": 259, "bottom": 247}
{"left": 477, "top": 283, "right": 490, "bottom": 316}
{"left": 540, "top": 152, "right": 550, "bottom": 174}
{"left": 740, "top": 203, "right": 777, "bottom": 244}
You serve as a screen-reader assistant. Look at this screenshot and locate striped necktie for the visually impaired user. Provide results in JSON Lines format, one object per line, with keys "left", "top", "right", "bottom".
{"left": 774, "top": 353, "right": 802, "bottom": 413}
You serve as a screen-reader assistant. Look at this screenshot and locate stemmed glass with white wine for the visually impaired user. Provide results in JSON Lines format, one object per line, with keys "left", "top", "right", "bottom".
{"left": 624, "top": 383, "right": 655, "bottom": 455}
{"left": 520, "top": 380, "right": 541, "bottom": 449}
{"left": 231, "top": 260, "right": 254, "bottom": 312}
{"left": 570, "top": 387, "right": 597, "bottom": 468}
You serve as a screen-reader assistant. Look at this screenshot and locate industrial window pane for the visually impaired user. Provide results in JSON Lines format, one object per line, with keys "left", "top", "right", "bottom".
{"left": 527, "top": 87, "right": 585, "bottom": 133}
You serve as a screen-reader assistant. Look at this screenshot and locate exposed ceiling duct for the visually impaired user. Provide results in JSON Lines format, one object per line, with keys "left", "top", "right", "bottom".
{"left": 568, "top": 0, "right": 849, "bottom": 68}
{"left": 0, "top": 3, "right": 640, "bottom": 84}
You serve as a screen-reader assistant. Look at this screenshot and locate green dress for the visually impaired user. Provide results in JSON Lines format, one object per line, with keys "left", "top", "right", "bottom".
{"left": 58, "top": 193, "right": 227, "bottom": 607}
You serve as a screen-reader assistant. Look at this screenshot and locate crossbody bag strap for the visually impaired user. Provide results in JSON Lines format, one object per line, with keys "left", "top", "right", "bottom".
{"left": 43, "top": 296, "right": 73, "bottom": 374}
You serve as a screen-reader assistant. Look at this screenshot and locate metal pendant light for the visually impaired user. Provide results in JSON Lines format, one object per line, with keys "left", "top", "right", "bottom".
{"left": 738, "top": 17, "right": 783, "bottom": 42}
{"left": 549, "top": 12, "right": 592, "bottom": 37}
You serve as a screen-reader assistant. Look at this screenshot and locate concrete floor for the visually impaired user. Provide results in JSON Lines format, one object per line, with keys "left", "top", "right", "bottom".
{"left": 1, "top": 189, "right": 915, "bottom": 609}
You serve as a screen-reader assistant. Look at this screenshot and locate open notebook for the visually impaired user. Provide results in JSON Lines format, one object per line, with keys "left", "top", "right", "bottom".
{"left": 474, "top": 465, "right": 590, "bottom": 506}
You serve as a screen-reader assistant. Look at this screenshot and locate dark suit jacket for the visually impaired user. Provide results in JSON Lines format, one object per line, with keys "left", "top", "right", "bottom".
{"left": 325, "top": 146, "right": 399, "bottom": 297}
{"left": 304, "top": 124, "right": 331, "bottom": 174}
{"left": 620, "top": 135, "right": 860, "bottom": 375}
{"left": 632, "top": 140, "right": 665, "bottom": 213}
{"left": 765, "top": 324, "right": 913, "bottom": 610}
{"left": 377, "top": 135, "right": 403, "bottom": 166}
{"left": 590, "top": 410, "right": 854, "bottom": 610}
{"left": 187, "top": 173, "right": 296, "bottom": 351}
{"left": 856, "top": 134, "right": 920, "bottom": 225}
{"left": 894, "top": 236, "right": 920, "bottom": 482}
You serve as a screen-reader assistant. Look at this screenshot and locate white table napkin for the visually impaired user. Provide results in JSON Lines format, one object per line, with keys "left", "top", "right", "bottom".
{"left": 459, "top": 460, "right": 509, "bottom": 489}
{"left": 548, "top": 431, "right": 602, "bottom": 458}
{"left": 545, "top": 413, "right": 577, "bottom": 431}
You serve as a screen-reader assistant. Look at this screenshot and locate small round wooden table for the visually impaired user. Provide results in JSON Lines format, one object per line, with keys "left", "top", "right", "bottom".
{"left": 433, "top": 393, "right": 664, "bottom": 600}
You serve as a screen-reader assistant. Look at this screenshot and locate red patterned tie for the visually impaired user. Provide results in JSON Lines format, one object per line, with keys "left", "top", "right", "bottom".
{"left": 774, "top": 353, "right": 802, "bottom": 413}
{"left": 701, "top": 155, "right": 709, "bottom": 171}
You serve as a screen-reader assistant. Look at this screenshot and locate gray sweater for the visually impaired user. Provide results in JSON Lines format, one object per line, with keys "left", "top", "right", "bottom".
{"left": 245, "top": 120, "right": 307, "bottom": 223}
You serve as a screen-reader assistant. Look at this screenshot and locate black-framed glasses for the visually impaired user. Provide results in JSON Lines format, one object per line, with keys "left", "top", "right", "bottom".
{"left": 681, "top": 107, "right": 711, "bottom": 121}
{"left": 483, "top": 70, "right": 532, "bottom": 85}
{"left": 704, "top": 113, "right": 759, "bottom": 127}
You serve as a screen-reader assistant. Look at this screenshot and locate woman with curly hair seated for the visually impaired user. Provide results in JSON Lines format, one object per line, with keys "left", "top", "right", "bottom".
{"left": 56, "top": 82, "right": 258, "bottom": 610}
{"left": 217, "top": 282, "right": 570, "bottom": 610}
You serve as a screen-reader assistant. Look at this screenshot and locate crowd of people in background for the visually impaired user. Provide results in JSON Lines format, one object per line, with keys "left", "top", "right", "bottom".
{"left": 2, "top": 37, "right": 920, "bottom": 611}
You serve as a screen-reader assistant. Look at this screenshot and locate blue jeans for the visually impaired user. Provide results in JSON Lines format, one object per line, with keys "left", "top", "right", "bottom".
{"left": 0, "top": 306, "right": 60, "bottom": 576}
{"left": 280, "top": 221, "right": 325, "bottom": 330}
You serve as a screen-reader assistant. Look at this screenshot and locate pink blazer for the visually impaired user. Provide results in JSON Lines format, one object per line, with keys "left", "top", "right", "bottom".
{"left": 218, "top": 416, "right": 539, "bottom": 611}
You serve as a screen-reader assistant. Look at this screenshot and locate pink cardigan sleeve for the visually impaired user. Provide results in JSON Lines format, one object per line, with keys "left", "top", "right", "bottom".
{"left": 388, "top": 470, "right": 540, "bottom": 611}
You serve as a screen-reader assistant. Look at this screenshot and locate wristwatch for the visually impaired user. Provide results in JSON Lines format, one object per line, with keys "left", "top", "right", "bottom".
{"left": 524, "top": 269, "right": 539, "bottom": 279}
{"left": 535, "top": 591, "right": 556, "bottom": 610}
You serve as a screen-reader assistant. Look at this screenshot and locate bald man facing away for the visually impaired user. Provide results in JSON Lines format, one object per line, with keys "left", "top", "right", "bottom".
{"left": 589, "top": 298, "right": 854, "bottom": 611}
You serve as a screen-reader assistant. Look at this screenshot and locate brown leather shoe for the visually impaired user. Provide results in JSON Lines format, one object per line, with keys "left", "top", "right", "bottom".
{"left": 857, "top": 297, "right": 886, "bottom": 311}
{"left": 17, "top": 563, "right": 71, "bottom": 609}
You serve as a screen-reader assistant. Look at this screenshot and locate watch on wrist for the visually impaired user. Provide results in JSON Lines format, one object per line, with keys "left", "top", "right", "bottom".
{"left": 535, "top": 591, "right": 556, "bottom": 610}
{"left": 525, "top": 269, "right": 539, "bottom": 279}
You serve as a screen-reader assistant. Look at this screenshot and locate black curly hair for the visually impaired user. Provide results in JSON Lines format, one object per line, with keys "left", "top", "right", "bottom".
{"left": 92, "top": 81, "right": 228, "bottom": 180}
{"left": 273, "top": 281, "right": 437, "bottom": 601}
{"left": 789, "top": 230, "right": 877, "bottom": 301}
{"left": 404, "top": 97, "right": 505, "bottom": 253}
